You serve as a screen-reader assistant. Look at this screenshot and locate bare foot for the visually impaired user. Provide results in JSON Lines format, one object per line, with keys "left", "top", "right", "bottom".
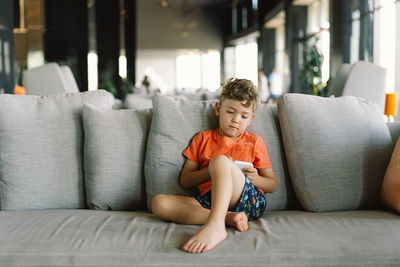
{"left": 182, "top": 222, "right": 227, "bottom": 253}
{"left": 226, "top": 212, "right": 248, "bottom": 232}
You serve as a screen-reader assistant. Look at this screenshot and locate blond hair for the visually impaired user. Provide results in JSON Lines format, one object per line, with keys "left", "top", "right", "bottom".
{"left": 219, "top": 78, "right": 258, "bottom": 111}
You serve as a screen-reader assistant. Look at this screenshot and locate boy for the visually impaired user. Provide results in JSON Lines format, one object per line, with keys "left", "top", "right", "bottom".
{"left": 152, "top": 78, "right": 277, "bottom": 254}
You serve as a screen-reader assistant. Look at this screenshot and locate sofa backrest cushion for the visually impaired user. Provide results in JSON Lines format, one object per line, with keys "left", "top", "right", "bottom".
{"left": 387, "top": 122, "right": 400, "bottom": 145}
{"left": 0, "top": 90, "right": 114, "bottom": 211}
{"left": 83, "top": 104, "right": 151, "bottom": 211}
{"left": 145, "top": 95, "right": 298, "bottom": 211}
{"left": 277, "top": 93, "right": 393, "bottom": 211}
{"left": 145, "top": 95, "right": 218, "bottom": 211}
{"left": 247, "top": 104, "right": 300, "bottom": 210}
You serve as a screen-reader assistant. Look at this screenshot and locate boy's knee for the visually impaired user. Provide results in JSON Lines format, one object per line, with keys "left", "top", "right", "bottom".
{"left": 151, "top": 194, "right": 169, "bottom": 217}
{"left": 210, "top": 155, "right": 231, "bottom": 166}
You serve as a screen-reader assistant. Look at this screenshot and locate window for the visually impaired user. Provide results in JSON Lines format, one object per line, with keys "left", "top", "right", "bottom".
{"left": 202, "top": 51, "right": 220, "bottom": 92}
{"left": 176, "top": 50, "right": 221, "bottom": 93}
{"left": 224, "top": 46, "right": 236, "bottom": 81}
{"left": 176, "top": 53, "right": 202, "bottom": 93}
{"left": 232, "top": 7, "right": 238, "bottom": 34}
{"left": 88, "top": 52, "right": 98, "bottom": 91}
{"left": 235, "top": 42, "right": 258, "bottom": 86}
{"left": 396, "top": 1, "right": 400, "bottom": 94}
{"left": 307, "top": 0, "right": 330, "bottom": 83}
{"left": 374, "top": 0, "right": 396, "bottom": 92}
{"left": 264, "top": 10, "right": 287, "bottom": 93}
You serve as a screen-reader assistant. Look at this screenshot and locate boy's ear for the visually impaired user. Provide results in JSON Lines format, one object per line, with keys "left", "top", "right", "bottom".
{"left": 215, "top": 102, "right": 220, "bottom": 116}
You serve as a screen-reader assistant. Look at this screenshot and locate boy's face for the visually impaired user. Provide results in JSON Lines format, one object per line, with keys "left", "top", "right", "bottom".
{"left": 215, "top": 99, "right": 255, "bottom": 139}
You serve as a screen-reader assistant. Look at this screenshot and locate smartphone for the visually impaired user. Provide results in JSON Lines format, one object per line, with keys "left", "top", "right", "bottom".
{"left": 233, "top": 160, "right": 254, "bottom": 171}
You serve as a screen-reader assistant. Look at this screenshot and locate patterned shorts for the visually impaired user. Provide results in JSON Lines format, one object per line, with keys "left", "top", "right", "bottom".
{"left": 194, "top": 176, "right": 266, "bottom": 221}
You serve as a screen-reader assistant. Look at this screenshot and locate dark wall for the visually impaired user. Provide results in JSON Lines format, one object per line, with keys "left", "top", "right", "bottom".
{"left": 286, "top": 4, "right": 307, "bottom": 93}
{"left": 330, "top": 0, "right": 344, "bottom": 76}
{"left": 125, "top": 0, "right": 136, "bottom": 85}
{"left": 43, "top": 0, "right": 136, "bottom": 95}
{"left": 260, "top": 28, "right": 276, "bottom": 76}
{"left": 358, "top": 0, "right": 373, "bottom": 62}
{"left": 0, "top": 0, "right": 15, "bottom": 94}
{"left": 96, "top": 0, "right": 120, "bottom": 96}
{"left": 44, "top": 0, "right": 88, "bottom": 91}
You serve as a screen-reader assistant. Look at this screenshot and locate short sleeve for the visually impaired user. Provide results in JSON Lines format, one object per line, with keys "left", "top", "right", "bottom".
{"left": 253, "top": 136, "right": 272, "bottom": 169}
{"left": 183, "top": 132, "right": 203, "bottom": 164}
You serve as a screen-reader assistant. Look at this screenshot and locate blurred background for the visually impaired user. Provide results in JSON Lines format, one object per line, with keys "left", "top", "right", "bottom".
{"left": 0, "top": 0, "right": 399, "bottom": 105}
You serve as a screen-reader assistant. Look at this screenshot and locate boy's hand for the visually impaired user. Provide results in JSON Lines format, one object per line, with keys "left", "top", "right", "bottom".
{"left": 243, "top": 167, "right": 259, "bottom": 183}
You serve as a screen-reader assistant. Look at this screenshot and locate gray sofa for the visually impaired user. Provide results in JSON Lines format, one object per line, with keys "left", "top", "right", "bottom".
{"left": 0, "top": 90, "right": 399, "bottom": 266}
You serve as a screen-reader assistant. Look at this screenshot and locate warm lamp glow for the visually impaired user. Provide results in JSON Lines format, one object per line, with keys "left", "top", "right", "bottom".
{"left": 385, "top": 92, "right": 398, "bottom": 122}
{"left": 14, "top": 85, "right": 26, "bottom": 95}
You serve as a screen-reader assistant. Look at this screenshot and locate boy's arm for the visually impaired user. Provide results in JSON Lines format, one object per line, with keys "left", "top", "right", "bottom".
{"left": 180, "top": 158, "right": 210, "bottom": 189}
{"left": 243, "top": 167, "right": 277, "bottom": 193}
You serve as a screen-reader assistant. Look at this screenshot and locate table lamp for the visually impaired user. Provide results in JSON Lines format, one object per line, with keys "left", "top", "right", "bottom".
{"left": 385, "top": 92, "right": 398, "bottom": 122}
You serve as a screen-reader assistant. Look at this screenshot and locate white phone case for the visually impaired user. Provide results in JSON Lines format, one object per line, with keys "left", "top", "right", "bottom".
{"left": 233, "top": 160, "right": 254, "bottom": 171}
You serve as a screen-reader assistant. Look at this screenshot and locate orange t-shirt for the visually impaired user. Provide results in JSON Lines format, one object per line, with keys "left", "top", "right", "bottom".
{"left": 183, "top": 129, "right": 272, "bottom": 195}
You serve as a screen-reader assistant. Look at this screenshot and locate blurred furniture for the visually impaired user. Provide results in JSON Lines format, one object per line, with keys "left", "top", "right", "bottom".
{"left": 60, "top": 65, "right": 80, "bottom": 93}
{"left": 124, "top": 94, "right": 153, "bottom": 110}
{"left": 329, "top": 61, "right": 387, "bottom": 111}
{"left": 23, "top": 63, "right": 79, "bottom": 95}
{"left": 327, "top": 63, "right": 352, "bottom": 97}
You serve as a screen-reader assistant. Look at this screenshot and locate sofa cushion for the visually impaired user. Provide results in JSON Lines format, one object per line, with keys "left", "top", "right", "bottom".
{"left": 145, "top": 95, "right": 298, "bottom": 211}
{"left": 381, "top": 137, "right": 400, "bottom": 213}
{"left": 124, "top": 94, "right": 153, "bottom": 110}
{"left": 0, "top": 90, "right": 114, "bottom": 210}
{"left": 0, "top": 210, "right": 399, "bottom": 266}
{"left": 277, "top": 94, "right": 393, "bottom": 211}
{"left": 387, "top": 122, "right": 400, "bottom": 145}
{"left": 247, "top": 104, "right": 300, "bottom": 210}
{"left": 83, "top": 104, "right": 151, "bottom": 211}
{"left": 145, "top": 96, "right": 217, "bottom": 211}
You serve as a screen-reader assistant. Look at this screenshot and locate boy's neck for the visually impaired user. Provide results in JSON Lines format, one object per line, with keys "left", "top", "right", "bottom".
{"left": 217, "top": 128, "right": 244, "bottom": 140}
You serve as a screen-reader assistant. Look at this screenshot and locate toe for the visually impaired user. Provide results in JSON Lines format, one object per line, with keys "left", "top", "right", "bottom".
{"left": 197, "top": 243, "right": 206, "bottom": 253}
{"left": 191, "top": 241, "right": 202, "bottom": 253}
{"left": 182, "top": 240, "right": 194, "bottom": 252}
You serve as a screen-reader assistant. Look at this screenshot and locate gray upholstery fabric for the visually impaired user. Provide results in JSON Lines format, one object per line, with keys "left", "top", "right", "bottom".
{"left": 277, "top": 94, "right": 393, "bottom": 211}
{"left": 0, "top": 91, "right": 114, "bottom": 211}
{"left": 0, "top": 209, "right": 399, "bottom": 266}
{"left": 23, "top": 63, "right": 71, "bottom": 95}
{"left": 247, "top": 104, "right": 300, "bottom": 210}
{"left": 341, "top": 61, "right": 387, "bottom": 112}
{"left": 327, "top": 63, "right": 352, "bottom": 97}
{"left": 387, "top": 122, "right": 400, "bottom": 145}
{"left": 83, "top": 104, "right": 151, "bottom": 211}
{"left": 124, "top": 94, "right": 153, "bottom": 110}
{"left": 145, "top": 95, "right": 218, "bottom": 211}
{"left": 145, "top": 95, "right": 298, "bottom": 211}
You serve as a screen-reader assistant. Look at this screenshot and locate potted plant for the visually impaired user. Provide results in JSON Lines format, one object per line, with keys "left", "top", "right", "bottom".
{"left": 300, "top": 37, "right": 326, "bottom": 96}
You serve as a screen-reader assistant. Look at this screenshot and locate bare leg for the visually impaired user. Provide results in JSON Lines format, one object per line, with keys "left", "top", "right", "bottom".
{"left": 152, "top": 194, "right": 248, "bottom": 231}
{"left": 182, "top": 155, "right": 246, "bottom": 253}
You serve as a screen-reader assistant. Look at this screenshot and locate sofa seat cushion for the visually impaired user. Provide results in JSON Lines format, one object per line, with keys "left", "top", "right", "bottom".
{"left": 0, "top": 210, "right": 399, "bottom": 266}
{"left": 278, "top": 94, "right": 393, "bottom": 211}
